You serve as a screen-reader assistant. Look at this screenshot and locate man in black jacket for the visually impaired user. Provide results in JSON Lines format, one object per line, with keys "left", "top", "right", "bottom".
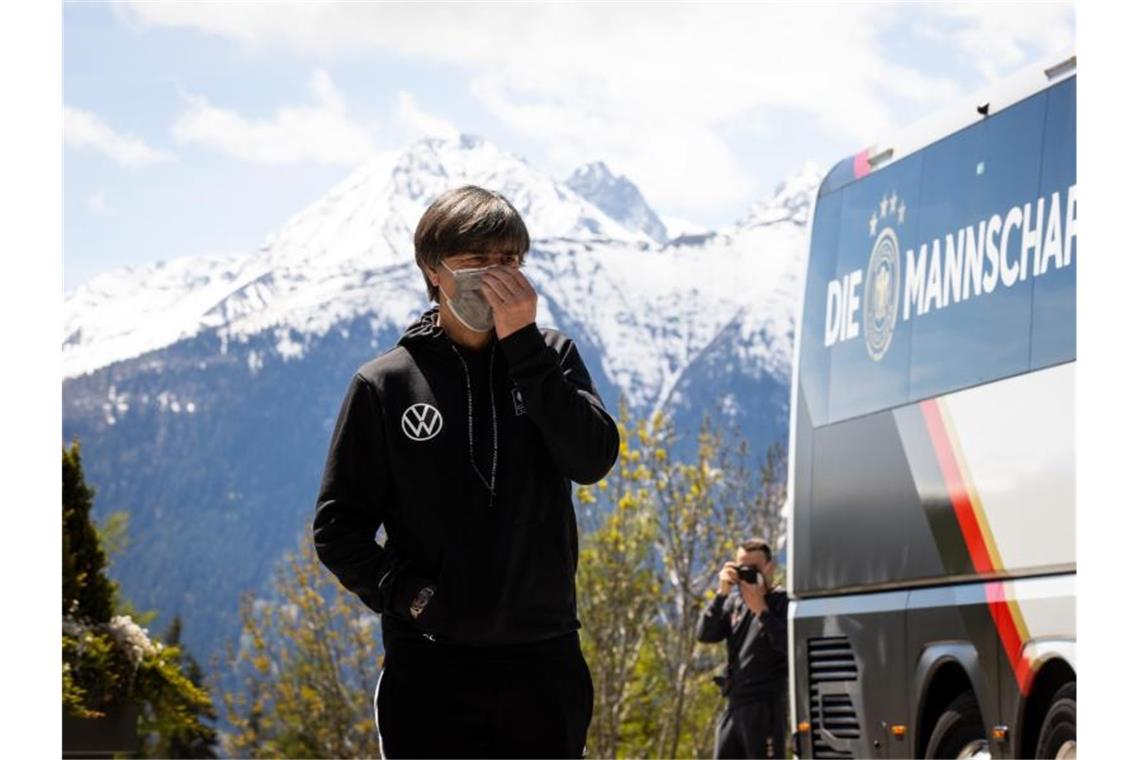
{"left": 312, "top": 186, "right": 619, "bottom": 758}
{"left": 698, "top": 538, "right": 789, "bottom": 759}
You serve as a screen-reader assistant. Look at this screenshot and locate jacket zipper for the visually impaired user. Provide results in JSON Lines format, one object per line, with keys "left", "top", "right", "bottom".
{"left": 449, "top": 343, "right": 498, "bottom": 503}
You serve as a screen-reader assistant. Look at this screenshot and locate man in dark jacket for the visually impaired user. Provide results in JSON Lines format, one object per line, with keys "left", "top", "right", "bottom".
{"left": 312, "top": 185, "right": 619, "bottom": 758}
{"left": 698, "top": 538, "right": 789, "bottom": 759}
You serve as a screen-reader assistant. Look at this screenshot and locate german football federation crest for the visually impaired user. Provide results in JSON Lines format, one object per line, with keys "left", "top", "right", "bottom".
{"left": 863, "top": 192, "right": 905, "bottom": 361}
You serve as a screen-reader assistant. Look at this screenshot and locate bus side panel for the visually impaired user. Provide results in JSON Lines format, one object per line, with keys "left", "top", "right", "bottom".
{"left": 791, "top": 185, "right": 842, "bottom": 596}
{"left": 791, "top": 385, "right": 814, "bottom": 595}
{"left": 793, "top": 577, "right": 1074, "bottom": 759}
{"left": 905, "top": 575, "right": 1075, "bottom": 758}
{"left": 809, "top": 408, "right": 949, "bottom": 591}
{"left": 799, "top": 362, "right": 1074, "bottom": 595}
{"left": 907, "top": 583, "right": 1003, "bottom": 757}
{"left": 793, "top": 592, "right": 909, "bottom": 759}
{"left": 792, "top": 79, "right": 1075, "bottom": 595}
{"left": 994, "top": 574, "right": 1076, "bottom": 757}
{"left": 934, "top": 363, "right": 1075, "bottom": 573}
{"left": 1030, "top": 75, "right": 1077, "bottom": 369}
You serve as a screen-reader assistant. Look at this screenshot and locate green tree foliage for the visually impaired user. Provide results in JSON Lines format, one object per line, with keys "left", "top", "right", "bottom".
{"left": 62, "top": 438, "right": 217, "bottom": 755}
{"left": 221, "top": 534, "right": 384, "bottom": 759}
{"left": 137, "top": 616, "right": 220, "bottom": 758}
{"left": 63, "top": 438, "right": 117, "bottom": 622}
{"left": 577, "top": 403, "right": 788, "bottom": 758}
{"left": 577, "top": 403, "right": 662, "bottom": 759}
{"left": 753, "top": 440, "right": 788, "bottom": 561}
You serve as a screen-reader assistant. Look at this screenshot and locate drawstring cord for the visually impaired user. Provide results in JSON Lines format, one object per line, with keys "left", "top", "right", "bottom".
{"left": 450, "top": 343, "right": 498, "bottom": 502}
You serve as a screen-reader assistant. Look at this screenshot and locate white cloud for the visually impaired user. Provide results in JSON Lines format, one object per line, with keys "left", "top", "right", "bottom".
{"left": 118, "top": 2, "right": 1074, "bottom": 214}
{"left": 64, "top": 106, "right": 171, "bottom": 166}
{"left": 918, "top": 3, "right": 1074, "bottom": 81}
{"left": 394, "top": 91, "right": 459, "bottom": 141}
{"left": 171, "top": 69, "right": 378, "bottom": 166}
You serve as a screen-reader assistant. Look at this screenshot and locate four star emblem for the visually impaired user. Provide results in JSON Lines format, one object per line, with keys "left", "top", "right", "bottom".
{"left": 869, "top": 192, "right": 908, "bottom": 237}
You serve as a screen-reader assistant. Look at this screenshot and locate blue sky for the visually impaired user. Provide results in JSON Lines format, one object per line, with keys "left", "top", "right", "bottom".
{"left": 63, "top": 1, "right": 1074, "bottom": 292}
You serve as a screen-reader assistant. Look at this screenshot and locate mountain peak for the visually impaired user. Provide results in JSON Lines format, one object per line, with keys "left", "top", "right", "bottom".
{"left": 565, "top": 161, "right": 669, "bottom": 244}
{"left": 737, "top": 161, "right": 824, "bottom": 230}
{"left": 457, "top": 133, "right": 485, "bottom": 150}
{"left": 568, "top": 160, "right": 614, "bottom": 184}
{"left": 62, "top": 133, "right": 650, "bottom": 378}
{"left": 383, "top": 136, "right": 640, "bottom": 244}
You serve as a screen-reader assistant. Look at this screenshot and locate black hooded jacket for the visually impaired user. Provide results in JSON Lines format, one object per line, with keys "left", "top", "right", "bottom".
{"left": 312, "top": 305, "right": 620, "bottom": 655}
{"left": 697, "top": 586, "right": 789, "bottom": 704}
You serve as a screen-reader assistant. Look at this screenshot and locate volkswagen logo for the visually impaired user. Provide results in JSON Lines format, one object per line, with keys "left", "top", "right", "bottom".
{"left": 401, "top": 403, "right": 443, "bottom": 441}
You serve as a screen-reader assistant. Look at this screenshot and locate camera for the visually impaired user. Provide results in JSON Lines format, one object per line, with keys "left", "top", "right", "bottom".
{"left": 734, "top": 564, "right": 759, "bottom": 584}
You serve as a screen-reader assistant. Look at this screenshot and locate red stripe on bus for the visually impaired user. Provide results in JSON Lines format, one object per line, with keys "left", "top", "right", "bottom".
{"left": 920, "top": 399, "right": 1033, "bottom": 696}
{"left": 986, "top": 583, "right": 1033, "bottom": 694}
{"left": 853, "top": 149, "right": 871, "bottom": 179}
{"left": 919, "top": 400, "right": 994, "bottom": 574}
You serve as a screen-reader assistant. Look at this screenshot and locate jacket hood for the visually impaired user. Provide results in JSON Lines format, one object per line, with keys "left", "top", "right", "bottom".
{"left": 398, "top": 304, "right": 498, "bottom": 355}
{"left": 398, "top": 305, "right": 447, "bottom": 351}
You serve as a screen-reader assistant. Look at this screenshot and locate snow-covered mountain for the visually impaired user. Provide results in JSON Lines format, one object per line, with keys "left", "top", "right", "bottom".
{"left": 63, "top": 135, "right": 648, "bottom": 380}
{"left": 736, "top": 161, "right": 821, "bottom": 230}
{"left": 661, "top": 215, "right": 712, "bottom": 241}
{"left": 565, "top": 161, "right": 669, "bottom": 244}
{"left": 61, "top": 134, "right": 822, "bottom": 663}
{"left": 64, "top": 137, "right": 820, "bottom": 413}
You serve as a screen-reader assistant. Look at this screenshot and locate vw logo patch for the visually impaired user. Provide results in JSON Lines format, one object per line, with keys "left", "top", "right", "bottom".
{"left": 401, "top": 402, "right": 443, "bottom": 441}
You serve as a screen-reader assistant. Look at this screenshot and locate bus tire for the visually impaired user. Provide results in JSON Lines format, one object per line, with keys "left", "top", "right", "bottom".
{"left": 924, "top": 691, "right": 987, "bottom": 759}
{"left": 1034, "top": 681, "right": 1076, "bottom": 759}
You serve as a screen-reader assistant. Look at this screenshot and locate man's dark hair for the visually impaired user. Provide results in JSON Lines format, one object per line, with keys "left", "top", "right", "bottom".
{"left": 414, "top": 185, "right": 531, "bottom": 303}
{"left": 739, "top": 538, "right": 772, "bottom": 563}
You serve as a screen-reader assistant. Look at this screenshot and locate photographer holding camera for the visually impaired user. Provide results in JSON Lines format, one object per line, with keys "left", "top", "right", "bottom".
{"left": 697, "top": 538, "right": 789, "bottom": 759}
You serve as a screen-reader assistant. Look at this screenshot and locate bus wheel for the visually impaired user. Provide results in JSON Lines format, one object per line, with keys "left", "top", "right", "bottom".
{"left": 1034, "top": 682, "right": 1076, "bottom": 759}
{"left": 925, "top": 692, "right": 989, "bottom": 759}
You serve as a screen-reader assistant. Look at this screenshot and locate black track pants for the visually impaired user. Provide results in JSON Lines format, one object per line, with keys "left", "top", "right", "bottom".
{"left": 374, "top": 632, "right": 594, "bottom": 759}
{"left": 714, "top": 696, "right": 787, "bottom": 759}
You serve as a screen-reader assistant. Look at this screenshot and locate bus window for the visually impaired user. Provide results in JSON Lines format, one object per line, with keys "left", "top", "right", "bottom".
{"left": 907, "top": 91, "right": 1047, "bottom": 401}
{"left": 826, "top": 155, "right": 921, "bottom": 422}
{"left": 1030, "top": 77, "right": 1077, "bottom": 369}
{"left": 799, "top": 189, "right": 842, "bottom": 426}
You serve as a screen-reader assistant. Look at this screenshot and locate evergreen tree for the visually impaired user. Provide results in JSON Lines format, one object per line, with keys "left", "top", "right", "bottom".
{"left": 63, "top": 438, "right": 117, "bottom": 622}
{"left": 62, "top": 438, "right": 217, "bottom": 755}
{"left": 136, "top": 616, "right": 220, "bottom": 758}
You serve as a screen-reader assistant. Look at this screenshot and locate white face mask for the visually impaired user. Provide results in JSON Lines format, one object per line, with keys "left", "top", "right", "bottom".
{"left": 440, "top": 261, "right": 495, "bottom": 332}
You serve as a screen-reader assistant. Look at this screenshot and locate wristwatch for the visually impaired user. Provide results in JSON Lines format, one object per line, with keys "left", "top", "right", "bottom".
{"left": 409, "top": 585, "right": 435, "bottom": 620}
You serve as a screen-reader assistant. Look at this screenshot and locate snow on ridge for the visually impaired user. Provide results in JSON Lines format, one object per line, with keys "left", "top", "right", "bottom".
{"left": 522, "top": 209, "right": 810, "bottom": 411}
{"left": 388, "top": 137, "right": 648, "bottom": 247}
{"left": 736, "top": 161, "right": 824, "bottom": 230}
{"left": 243, "top": 134, "right": 645, "bottom": 279}
{"left": 565, "top": 161, "right": 669, "bottom": 244}
{"left": 63, "top": 134, "right": 821, "bottom": 398}
{"left": 63, "top": 134, "right": 648, "bottom": 379}
{"left": 63, "top": 251, "right": 259, "bottom": 379}
{"left": 661, "top": 215, "right": 712, "bottom": 241}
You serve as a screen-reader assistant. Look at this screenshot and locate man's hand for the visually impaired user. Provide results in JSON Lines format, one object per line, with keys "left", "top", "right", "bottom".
{"left": 480, "top": 267, "right": 538, "bottom": 339}
{"left": 718, "top": 562, "right": 740, "bottom": 596}
{"left": 739, "top": 572, "right": 768, "bottom": 615}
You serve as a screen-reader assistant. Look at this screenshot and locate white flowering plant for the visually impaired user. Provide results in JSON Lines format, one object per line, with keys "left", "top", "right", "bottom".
{"left": 62, "top": 612, "right": 210, "bottom": 737}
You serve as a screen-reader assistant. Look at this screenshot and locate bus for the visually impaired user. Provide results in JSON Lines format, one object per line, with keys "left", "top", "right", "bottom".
{"left": 786, "top": 53, "right": 1076, "bottom": 759}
